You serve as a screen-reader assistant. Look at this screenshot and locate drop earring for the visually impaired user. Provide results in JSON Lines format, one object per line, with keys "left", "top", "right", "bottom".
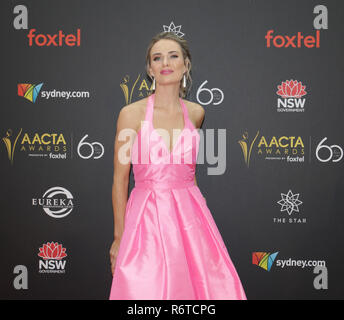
{"left": 152, "top": 76, "right": 155, "bottom": 90}
{"left": 183, "top": 74, "right": 186, "bottom": 88}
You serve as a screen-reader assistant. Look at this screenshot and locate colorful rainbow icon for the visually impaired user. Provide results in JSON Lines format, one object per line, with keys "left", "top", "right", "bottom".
{"left": 252, "top": 252, "right": 279, "bottom": 271}
{"left": 18, "top": 83, "right": 43, "bottom": 103}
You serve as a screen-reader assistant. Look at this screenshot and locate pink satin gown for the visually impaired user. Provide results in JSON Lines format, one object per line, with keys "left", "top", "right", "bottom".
{"left": 109, "top": 92, "right": 247, "bottom": 300}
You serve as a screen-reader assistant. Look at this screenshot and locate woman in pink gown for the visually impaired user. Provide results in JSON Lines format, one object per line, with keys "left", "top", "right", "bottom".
{"left": 109, "top": 31, "right": 247, "bottom": 300}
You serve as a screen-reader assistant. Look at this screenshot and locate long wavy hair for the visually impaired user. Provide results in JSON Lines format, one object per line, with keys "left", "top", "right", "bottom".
{"left": 145, "top": 31, "right": 192, "bottom": 98}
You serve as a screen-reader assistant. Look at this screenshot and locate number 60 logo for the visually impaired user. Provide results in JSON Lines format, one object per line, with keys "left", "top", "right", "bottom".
{"left": 316, "top": 137, "right": 343, "bottom": 162}
{"left": 77, "top": 134, "right": 104, "bottom": 159}
{"left": 196, "top": 80, "right": 224, "bottom": 105}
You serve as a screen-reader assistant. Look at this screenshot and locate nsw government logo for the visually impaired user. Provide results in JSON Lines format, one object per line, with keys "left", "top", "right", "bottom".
{"left": 276, "top": 79, "right": 307, "bottom": 112}
{"left": 38, "top": 242, "right": 67, "bottom": 274}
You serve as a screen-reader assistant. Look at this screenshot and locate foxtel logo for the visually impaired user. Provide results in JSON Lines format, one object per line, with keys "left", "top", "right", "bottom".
{"left": 265, "top": 30, "right": 320, "bottom": 48}
{"left": 264, "top": 5, "right": 327, "bottom": 49}
{"left": 27, "top": 28, "right": 81, "bottom": 47}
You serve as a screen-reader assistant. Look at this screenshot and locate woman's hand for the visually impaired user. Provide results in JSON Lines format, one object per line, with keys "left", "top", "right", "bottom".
{"left": 109, "top": 238, "right": 121, "bottom": 276}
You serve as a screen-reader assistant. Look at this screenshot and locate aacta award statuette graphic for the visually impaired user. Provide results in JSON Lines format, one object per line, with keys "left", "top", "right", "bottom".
{"left": 2, "top": 128, "right": 22, "bottom": 165}
{"left": 120, "top": 75, "right": 141, "bottom": 105}
{"left": 238, "top": 130, "right": 260, "bottom": 168}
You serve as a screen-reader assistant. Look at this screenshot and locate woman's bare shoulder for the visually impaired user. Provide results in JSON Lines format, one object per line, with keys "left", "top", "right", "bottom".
{"left": 116, "top": 97, "right": 149, "bottom": 131}
{"left": 119, "top": 97, "right": 148, "bottom": 116}
{"left": 182, "top": 99, "right": 205, "bottom": 128}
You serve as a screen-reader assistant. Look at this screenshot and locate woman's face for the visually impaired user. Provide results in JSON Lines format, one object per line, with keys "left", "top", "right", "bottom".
{"left": 149, "top": 39, "right": 187, "bottom": 87}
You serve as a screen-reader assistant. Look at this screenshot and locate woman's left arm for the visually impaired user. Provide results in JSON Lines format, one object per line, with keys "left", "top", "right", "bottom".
{"left": 192, "top": 103, "right": 205, "bottom": 188}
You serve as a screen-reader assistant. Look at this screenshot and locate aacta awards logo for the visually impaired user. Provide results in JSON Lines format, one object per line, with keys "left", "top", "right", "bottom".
{"left": 238, "top": 131, "right": 260, "bottom": 168}
{"left": 276, "top": 80, "right": 307, "bottom": 112}
{"left": 257, "top": 135, "right": 305, "bottom": 162}
{"left": 120, "top": 74, "right": 151, "bottom": 105}
{"left": 2, "top": 128, "right": 68, "bottom": 164}
{"left": 238, "top": 130, "right": 305, "bottom": 166}
{"left": 38, "top": 242, "right": 67, "bottom": 274}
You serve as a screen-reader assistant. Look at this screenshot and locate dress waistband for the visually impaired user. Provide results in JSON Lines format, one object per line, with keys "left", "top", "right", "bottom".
{"left": 135, "top": 179, "right": 195, "bottom": 190}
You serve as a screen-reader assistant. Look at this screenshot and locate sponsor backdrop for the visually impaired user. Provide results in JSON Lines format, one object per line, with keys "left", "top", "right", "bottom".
{"left": 1, "top": 0, "right": 343, "bottom": 299}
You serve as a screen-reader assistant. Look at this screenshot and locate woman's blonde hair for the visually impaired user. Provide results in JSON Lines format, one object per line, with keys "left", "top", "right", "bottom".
{"left": 145, "top": 31, "right": 192, "bottom": 98}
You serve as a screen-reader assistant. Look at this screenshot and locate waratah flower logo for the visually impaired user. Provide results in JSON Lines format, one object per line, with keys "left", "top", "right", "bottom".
{"left": 276, "top": 80, "right": 307, "bottom": 98}
{"left": 38, "top": 242, "right": 67, "bottom": 260}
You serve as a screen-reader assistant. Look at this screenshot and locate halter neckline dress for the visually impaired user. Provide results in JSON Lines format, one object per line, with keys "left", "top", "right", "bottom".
{"left": 109, "top": 93, "right": 247, "bottom": 300}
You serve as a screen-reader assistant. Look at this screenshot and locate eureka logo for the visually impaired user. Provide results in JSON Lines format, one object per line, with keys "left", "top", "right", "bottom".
{"left": 252, "top": 252, "right": 279, "bottom": 271}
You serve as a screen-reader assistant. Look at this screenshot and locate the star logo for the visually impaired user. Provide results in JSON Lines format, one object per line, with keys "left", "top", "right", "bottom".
{"left": 163, "top": 21, "right": 185, "bottom": 38}
{"left": 277, "top": 190, "right": 303, "bottom": 215}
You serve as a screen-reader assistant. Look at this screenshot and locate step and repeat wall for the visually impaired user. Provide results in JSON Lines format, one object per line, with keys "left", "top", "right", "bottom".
{"left": 1, "top": 0, "right": 343, "bottom": 299}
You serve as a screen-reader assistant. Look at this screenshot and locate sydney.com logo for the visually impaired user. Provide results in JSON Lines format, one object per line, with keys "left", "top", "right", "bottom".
{"left": 18, "top": 83, "right": 90, "bottom": 103}
{"left": 252, "top": 252, "right": 326, "bottom": 271}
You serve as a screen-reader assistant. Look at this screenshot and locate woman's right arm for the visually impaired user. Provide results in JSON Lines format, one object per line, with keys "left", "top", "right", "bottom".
{"left": 110, "top": 105, "right": 137, "bottom": 275}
